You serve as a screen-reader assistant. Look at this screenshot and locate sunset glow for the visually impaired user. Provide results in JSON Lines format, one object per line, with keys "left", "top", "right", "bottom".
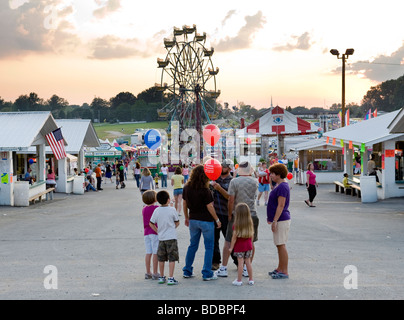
{"left": 1, "top": 0, "right": 404, "bottom": 109}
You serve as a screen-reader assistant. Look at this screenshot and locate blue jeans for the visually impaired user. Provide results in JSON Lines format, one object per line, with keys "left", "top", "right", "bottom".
{"left": 134, "top": 174, "right": 140, "bottom": 188}
{"left": 161, "top": 174, "right": 167, "bottom": 188}
{"left": 183, "top": 220, "right": 215, "bottom": 279}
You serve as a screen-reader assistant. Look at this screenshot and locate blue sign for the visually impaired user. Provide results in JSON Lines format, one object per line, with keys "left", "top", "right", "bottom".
{"left": 144, "top": 129, "right": 161, "bottom": 150}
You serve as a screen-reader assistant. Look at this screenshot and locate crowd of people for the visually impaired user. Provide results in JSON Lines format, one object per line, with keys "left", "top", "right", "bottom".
{"left": 78, "top": 157, "right": 320, "bottom": 285}
{"left": 78, "top": 159, "right": 130, "bottom": 192}
{"left": 140, "top": 159, "right": 298, "bottom": 286}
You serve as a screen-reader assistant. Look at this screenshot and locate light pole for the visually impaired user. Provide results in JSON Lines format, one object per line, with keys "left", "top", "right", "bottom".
{"left": 330, "top": 48, "right": 354, "bottom": 127}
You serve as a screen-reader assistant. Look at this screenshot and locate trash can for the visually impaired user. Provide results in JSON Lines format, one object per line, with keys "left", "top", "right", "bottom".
{"left": 360, "top": 176, "right": 378, "bottom": 203}
{"left": 73, "top": 175, "right": 85, "bottom": 195}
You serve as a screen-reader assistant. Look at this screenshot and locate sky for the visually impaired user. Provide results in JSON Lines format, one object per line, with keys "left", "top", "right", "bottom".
{"left": 1, "top": 0, "right": 404, "bottom": 110}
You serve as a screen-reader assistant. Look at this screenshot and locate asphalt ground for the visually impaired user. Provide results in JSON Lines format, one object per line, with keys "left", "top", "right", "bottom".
{"left": 1, "top": 174, "right": 404, "bottom": 303}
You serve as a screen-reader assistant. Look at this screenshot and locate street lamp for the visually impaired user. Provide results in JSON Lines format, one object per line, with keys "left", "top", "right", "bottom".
{"left": 330, "top": 48, "right": 354, "bottom": 127}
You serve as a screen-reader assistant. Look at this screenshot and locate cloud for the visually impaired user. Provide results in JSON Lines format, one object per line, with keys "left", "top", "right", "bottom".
{"left": 0, "top": 0, "right": 80, "bottom": 59}
{"left": 8, "top": 0, "right": 30, "bottom": 10}
{"left": 214, "top": 11, "right": 266, "bottom": 52}
{"left": 88, "top": 31, "right": 163, "bottom": 59}
{"left": 343, "top": 43, "right": 404, "bottom": 82}
{"left": 93, "top": 0, "right": 121, "bottom": 19}
{"left": 221, "top": 10, "right": 236, "bottom": 26}
{"left": 89, "top": 35, "right": 141, "bottom": 59}
{"left": 272, "top": 32, "right": 313, "bottom": 52}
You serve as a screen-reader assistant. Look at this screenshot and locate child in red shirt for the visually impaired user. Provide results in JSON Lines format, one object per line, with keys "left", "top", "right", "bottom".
{"left": 229, "top": 203, "right": 254, "bottom": 286}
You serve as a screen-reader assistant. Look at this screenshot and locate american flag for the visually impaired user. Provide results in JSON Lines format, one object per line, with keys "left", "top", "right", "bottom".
{"left": 46, "top": 128, "right": 66, "bottom": 160}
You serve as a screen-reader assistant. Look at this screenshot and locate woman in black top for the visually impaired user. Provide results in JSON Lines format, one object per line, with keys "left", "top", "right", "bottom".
{"left": 182, "top": 165, "right": 221, "bottom": 280}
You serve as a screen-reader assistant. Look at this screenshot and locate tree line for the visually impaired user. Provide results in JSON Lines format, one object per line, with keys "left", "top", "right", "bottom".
{"left": 0, "top": 87, "right": 170, "bottom": 123}
{"left": 1, "top": 73, "right": 404, "bottom": 122}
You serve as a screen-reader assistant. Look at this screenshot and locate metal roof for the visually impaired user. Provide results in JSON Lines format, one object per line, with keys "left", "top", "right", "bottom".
{"left": 56, "top": 119, "right": 100, "bottom": 153}
{"left": 290, "top": 137, "right": 342, "bottom": 151}
{"left": 20, "top": 119, "right": 100, "bottom": 154}
{"left": 387, "top": 108, "right": 404, "bottom": 133}
{"left": 324, "top": 110, "right": 404, "bottom": 146}
{"left": 0, "top": 112, "right": 60, "bottom": 151}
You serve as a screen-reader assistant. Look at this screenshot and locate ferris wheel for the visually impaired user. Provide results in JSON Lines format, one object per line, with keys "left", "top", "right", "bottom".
{"left": 155, "top": 25, "right": 220, "bottom": 133}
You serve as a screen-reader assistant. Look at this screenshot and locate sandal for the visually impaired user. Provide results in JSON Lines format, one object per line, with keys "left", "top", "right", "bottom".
{"left": 304, "top": 200, "right": 310, "bottom": 207}
{"left": 310, "top": 205, "right": 316, "bottom": 207}
{"left": 271, "top": 272, "right": 289, "bottom": 279}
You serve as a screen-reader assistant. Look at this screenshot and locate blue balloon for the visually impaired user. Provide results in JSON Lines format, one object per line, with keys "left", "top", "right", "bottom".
{"left": 144, "top": 129, "right": 161, "bottom": 150}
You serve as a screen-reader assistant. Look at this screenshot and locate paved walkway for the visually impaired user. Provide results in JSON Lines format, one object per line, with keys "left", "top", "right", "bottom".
{"left": 1, "top": 175, "right": 404, "bottom": 300}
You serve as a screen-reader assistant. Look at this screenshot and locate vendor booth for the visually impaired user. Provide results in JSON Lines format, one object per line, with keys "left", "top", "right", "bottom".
{"left": 85, "top": 138, "right": 122, "bottom": 165}
{"left": 291, "top": 138, "right": 343, "bottom": 184}
{"left": 324, "top": 110, "right": 404, "bottom": 201}
{"left": 0, "top": 112, "right": 63, "bottom": 206}
{"left": 18, "top": 119, "right": 100, "bottom": 194}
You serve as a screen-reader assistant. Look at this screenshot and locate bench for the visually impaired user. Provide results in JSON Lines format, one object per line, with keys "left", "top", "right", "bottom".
{"left": 351, "top": 184, "right": 361, "bottom": 198}
{"left": 29, "top": 188, "right": 55, "bottom": 204}
{"left": 333, "top": 181, "right": 352, "bottom": 195}
{"left": 351, "top": 177, "right": 361, "bottom": 184}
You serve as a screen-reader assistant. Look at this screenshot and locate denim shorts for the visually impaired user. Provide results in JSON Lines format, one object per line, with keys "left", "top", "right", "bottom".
{"left": 173, "top": 188, "right": 183, "bottom": 196}
{"left": 258, "top": 183, "right": 270, "bottom": 192}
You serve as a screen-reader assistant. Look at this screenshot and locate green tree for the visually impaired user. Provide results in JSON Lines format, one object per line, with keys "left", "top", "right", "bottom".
{"left": 47, "top": 94, "right": 69, "bottom": 111}
{"left": 14, "top": 93, "right": 44, "bottom": 111}
{"left": 361, "top": 74, "right": 404, "bottom": 113}
{"left": 115, "top": 102, "right": 132, "bottom": 121}
{"left": 110, "top": 92, "right": 137, "bottom": 109}
{"left": 137, "top": 86, "right": 164, "bottom": 104}
{"left": 90, "top": 97, "right": 110, "bottom": 122}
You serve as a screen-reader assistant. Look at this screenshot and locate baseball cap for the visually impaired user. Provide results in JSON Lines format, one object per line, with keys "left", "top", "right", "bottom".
{"left": 221, "top": 159, "right": 233, "bottom": 168}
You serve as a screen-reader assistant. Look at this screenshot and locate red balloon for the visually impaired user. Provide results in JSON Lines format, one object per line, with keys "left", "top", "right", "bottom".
{"left": 287, "top": 172, "right": 293, "bottom": 180}
{"left": 245, "top": 137, "right": 251, "bottom": 145}
{"left": 204, "top": 158, "right": 222, "bottom": 180}
{"left": 203, "top": 124, "right": 221, "bottom": 146}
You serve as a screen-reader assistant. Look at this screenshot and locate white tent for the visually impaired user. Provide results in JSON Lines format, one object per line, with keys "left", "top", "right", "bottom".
{"left": 246, "top": 106, "right": 318, "bottom": 136}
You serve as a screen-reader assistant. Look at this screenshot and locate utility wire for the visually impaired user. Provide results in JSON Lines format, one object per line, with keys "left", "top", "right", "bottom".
{"left": 352, "top": 61, "right": 404, "bottom": 66}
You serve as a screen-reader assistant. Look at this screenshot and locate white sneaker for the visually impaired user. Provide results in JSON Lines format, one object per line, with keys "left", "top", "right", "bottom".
{"left": 232, "top": 279, "right": 243, "bottom": 286}
{"left": 242, "top": 265, "right": 249, "bottom": 277}
{"left": 248, "top": 280, "right": 255, "bottom": 285}
{"left": 203, "top": 272, "right": 218, "bottom": 281}
{"left": 167, "top": 277, "right": 179, "bottom": 285}
{"left": 216, "top": 266, "right": 228, "bottom": 277}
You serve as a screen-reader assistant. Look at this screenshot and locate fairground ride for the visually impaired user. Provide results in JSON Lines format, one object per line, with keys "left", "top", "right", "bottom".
{"left": 155, "top": 25, "right": 221, "bottom": 136}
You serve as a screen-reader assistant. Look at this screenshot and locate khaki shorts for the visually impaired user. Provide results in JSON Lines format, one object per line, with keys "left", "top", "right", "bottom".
{"left": 226, "top": 215, "right": 259, "bottom": 243}
{"left": 273, "top": 220, "right": 291, "bottom": 246}
{"left": 157, "top": 239, "right": 179, "bottom": 262}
